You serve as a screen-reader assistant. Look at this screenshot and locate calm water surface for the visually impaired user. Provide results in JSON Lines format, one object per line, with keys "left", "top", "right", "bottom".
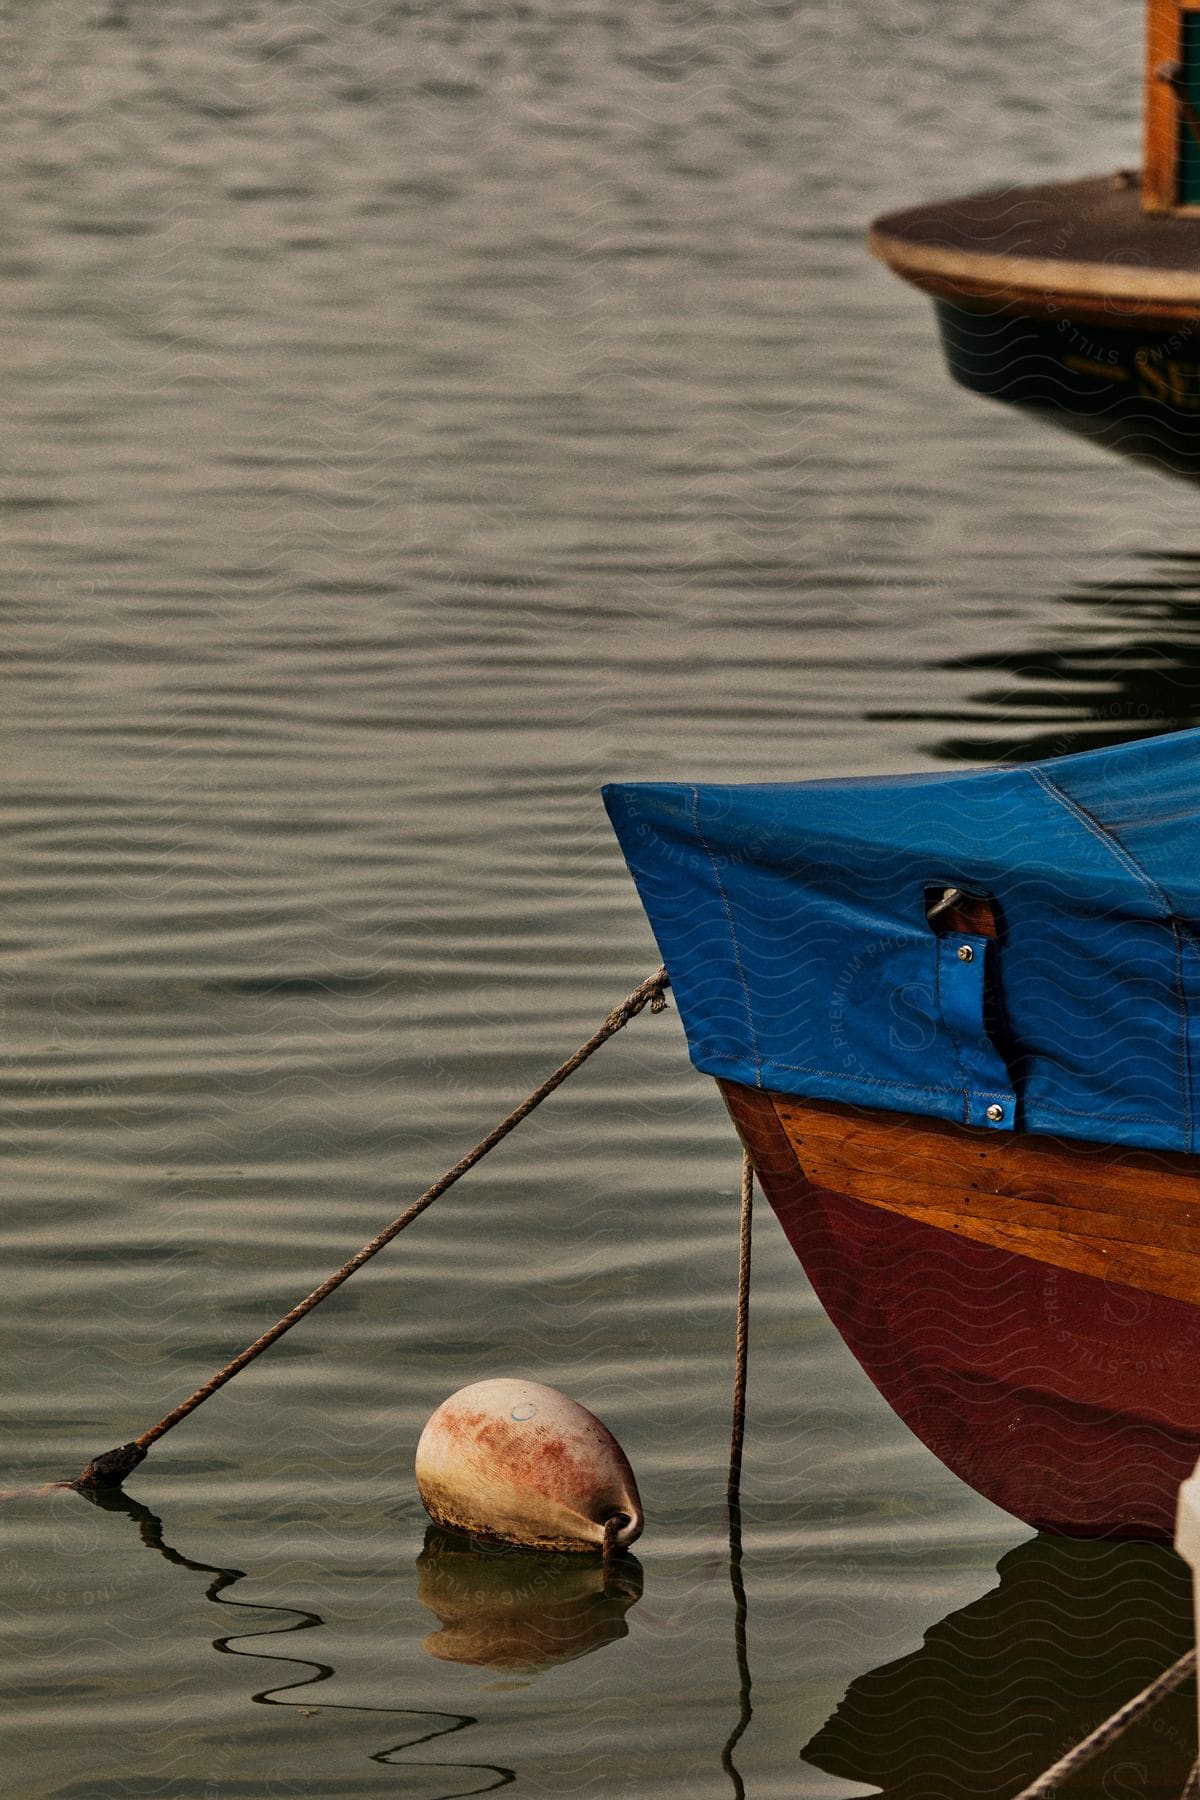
{"left": 3, "top": 3, "right": 1200, "bottom": 1796}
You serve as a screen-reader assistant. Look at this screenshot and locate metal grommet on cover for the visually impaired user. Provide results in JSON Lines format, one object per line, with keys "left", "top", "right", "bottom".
{"left": 986, "top": 1103, "right": 1004, "bottom": 1123}
{"left": 956, "top": 943, "right": 974, "bottom": 963}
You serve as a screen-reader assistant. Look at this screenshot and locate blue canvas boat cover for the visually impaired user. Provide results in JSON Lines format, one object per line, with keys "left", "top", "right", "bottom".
{"left": 604, "top": 728, "right": 1200, "bottom": 1153}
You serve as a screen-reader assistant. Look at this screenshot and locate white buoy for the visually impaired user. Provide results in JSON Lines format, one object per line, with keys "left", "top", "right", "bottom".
{"left": 415, "top": 1377, "right": 643, "bottom": 1553}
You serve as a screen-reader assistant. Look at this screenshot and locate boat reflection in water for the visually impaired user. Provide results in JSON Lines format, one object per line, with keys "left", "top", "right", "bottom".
{"left": 416, "top": 1525, "right": 642, "bottom": 1673}
{"left": 874, "top": 549, "right": 1200, "bottom": 771}
{"left": 804, "top": 1534, "right": 1196, "bottom": 1798}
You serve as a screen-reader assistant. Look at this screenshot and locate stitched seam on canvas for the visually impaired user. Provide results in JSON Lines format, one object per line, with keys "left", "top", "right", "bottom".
{"left": 1031, "top": 766, "right": 1195, "bottom": 1138}
{"left": 689, "top": 1053, "right": 1010, "bottom": 1097}
{"left": 697, "top": 1051, "right": 1172, "bottom": 1121}
{"left": 1030, "top": 767, "right": 1180, "bottom": 920}
{"left": 1021, "top": 1101, "right": 1182, "bottom": 1124}
{"left": 690, "top": 786, "right": 762, "bottom": 1084}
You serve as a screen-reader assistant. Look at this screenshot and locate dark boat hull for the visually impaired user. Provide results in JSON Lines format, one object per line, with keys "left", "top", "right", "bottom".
{"left": 870, "top": 172, "right": 1200, "bottom": 481}
{"left": 721, "top": 1080, "right": 1200, "bottom": 1541}
{"left": 934, "top": 298, "right": 1200, "bottom": 481}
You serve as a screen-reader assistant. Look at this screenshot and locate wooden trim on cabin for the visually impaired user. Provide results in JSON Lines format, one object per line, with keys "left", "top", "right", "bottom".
{"left": 724, "top": 1084, "right": 1200, "bottom": 1311}
{"left": 1145, "top": 0, "right": 1183, "bottom": 214}
{"left": 880, "top": 265, "right": 1200, "bottom": 328}
{"left": 868, "top": 224, "right": 1200, "bottom": 321}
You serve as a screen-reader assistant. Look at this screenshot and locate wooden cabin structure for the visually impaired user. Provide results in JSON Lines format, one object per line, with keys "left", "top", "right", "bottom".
{"left": 1145, "top": 0, "right": 1200, "bottom": 212}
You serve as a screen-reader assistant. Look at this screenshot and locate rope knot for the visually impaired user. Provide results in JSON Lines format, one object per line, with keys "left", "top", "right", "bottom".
{"left": 74, "top": 1441, "right": 149, "bottom": 1490}
{"left": 602, "top": 967, "right": 669, "bottom": 1034}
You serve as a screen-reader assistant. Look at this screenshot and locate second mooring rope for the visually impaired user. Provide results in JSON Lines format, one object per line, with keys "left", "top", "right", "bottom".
{"left": 1010, "top": 1647, "right": 1197, "bottom": 1799}
{"left": 721, "top": 1151, "right": 755, "bottom": 1798}
{"left": 75, "top": 966, "right": 670, "bottom": 1489}
{"left": 727, "top": 1151, "right": 753, "bottom": 1508}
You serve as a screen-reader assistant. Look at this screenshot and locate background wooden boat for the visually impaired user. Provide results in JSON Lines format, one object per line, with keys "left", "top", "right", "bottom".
{"left": 869, "top": 2, "right": 1200, "bottom": 478}
{"left": 723, "top": 1078, "right": 1200, "bottom": 1541}
{"left": 870, "top": 175, "right": 1200, "bottom": 482}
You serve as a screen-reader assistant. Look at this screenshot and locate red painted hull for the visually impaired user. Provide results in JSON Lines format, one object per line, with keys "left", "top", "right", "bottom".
{"left": 723, "top": 1082, "right": 1200, "bottom": 1540}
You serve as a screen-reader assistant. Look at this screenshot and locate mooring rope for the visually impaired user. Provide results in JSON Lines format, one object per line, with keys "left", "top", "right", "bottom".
{"left": 726, "top": 1152, "right": 753, "bottom": 1509}
{"left": 1010, "top": 1647, "right": 1196, "bottom": 1799}
{"left": 74, "top": 966, "right": 671, "bottom": 1490}
{"left": 721, "top": 1151, "right": 755, "bottom": 1797}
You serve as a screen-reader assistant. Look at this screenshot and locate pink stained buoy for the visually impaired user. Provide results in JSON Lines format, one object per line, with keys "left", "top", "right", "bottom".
{"left": 415, "top": 1377, "right": 643, "bottom": 1553}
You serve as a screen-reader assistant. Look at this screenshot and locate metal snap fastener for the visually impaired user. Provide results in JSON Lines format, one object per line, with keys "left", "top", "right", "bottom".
{"left": 956, "top": 943, "right": 974, "bottom": 962}
{"left": 986, "top": 1103, "right": 1004, "bottom": 1123}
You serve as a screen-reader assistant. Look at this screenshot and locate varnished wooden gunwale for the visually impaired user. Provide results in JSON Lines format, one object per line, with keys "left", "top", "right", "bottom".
{"left": 870, "top": 173, "right": 1200, "bottom": 324}
{"left": 870, "top": 259, "right": 1200, "bottom": 330}
{"left": 733, "top": 1089, "right": 1200, "bottom": 1309}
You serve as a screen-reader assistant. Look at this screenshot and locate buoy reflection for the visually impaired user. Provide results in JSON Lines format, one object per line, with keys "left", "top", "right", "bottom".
{"left": 416, "top": 1524, "right": 643, "bottom": 1672}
